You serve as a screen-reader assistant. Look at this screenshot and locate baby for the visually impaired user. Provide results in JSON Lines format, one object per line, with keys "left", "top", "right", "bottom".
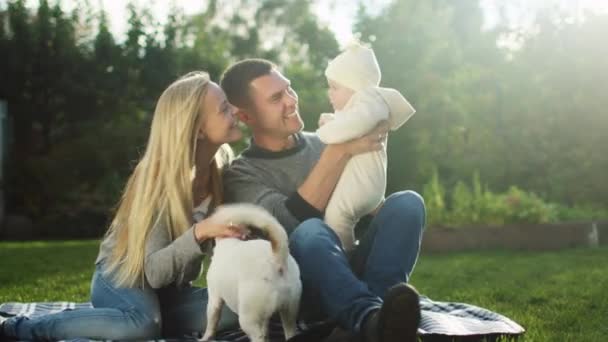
{"left": 317, "top": 41, "right": 416, "bottom": 251}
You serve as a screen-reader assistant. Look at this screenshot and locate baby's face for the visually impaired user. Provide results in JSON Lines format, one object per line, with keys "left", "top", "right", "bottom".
{"left": 327, "top": 79, "right": 355, "bottom": 111}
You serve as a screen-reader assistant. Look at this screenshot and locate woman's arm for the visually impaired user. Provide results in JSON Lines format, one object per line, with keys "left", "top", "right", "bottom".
{"left": 144, "top": 215, "right": 246, "bottom": 289}
{"left": 144, "top": 220, "right": 203, "bottom": 289}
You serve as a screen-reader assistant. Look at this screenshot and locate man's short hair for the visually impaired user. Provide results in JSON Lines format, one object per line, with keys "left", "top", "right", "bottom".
{"left": 220, "top": 59, "right": 277, "bottom": 108}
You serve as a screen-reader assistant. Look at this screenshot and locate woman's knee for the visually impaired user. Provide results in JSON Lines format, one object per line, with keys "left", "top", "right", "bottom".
{"left": 123, "top": 310, "right": 162, "bottom": 340}
{"left": 143, "top": 313, "right": 162, "bottom": 339}
{"left": 98, "top": 312, "right": 161, "bottom": 340}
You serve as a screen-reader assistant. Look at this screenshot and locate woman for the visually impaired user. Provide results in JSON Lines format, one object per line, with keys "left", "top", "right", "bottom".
{"left": 1, "top": 71, "right": 247, "bottom": 340}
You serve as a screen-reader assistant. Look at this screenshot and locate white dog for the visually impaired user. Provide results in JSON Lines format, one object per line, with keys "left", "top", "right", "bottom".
{"left": 201, "top": 204, "right": 302, "bottom": 342}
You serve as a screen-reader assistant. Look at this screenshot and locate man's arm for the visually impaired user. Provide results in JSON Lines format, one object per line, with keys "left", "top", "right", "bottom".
{"left": 224, "top": 152, "right": 350, "bottom": 232}
{"left": 223, "top": 123, "right": 388, "bottom": 231}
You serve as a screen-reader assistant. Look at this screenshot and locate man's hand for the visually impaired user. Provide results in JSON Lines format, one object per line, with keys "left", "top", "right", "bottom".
{"left": 335, "top": 120, "right": 389, "bottom": 157}
{"left": 318, "top": 113, "right": 335, "bottom": 127}
{"left": 297, "top": 121, "right": 390, "bottom": 213}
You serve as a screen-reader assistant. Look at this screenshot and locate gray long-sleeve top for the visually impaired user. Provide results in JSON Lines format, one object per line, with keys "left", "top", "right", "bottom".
{"left": 222, "top": 132, "right": 326, "bottom": 233}
{"left": 95, "top": 199, "right": 211, "bottom": 289}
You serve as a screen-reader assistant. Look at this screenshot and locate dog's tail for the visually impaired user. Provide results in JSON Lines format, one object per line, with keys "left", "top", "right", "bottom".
{"left": 211, "top": 203, "right": 290, "bottom": 270}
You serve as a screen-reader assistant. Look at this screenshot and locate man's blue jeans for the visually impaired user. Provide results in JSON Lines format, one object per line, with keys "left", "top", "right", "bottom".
{"left": 289, "top": 190, "right": 426, "bottom": 333}
{"left": 2, "top": 262, "right": 238, "bottom": 340}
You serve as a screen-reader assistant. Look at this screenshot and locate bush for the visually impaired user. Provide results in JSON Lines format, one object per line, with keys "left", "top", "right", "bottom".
{"left": 7, "top": 115, "right": 147, "bottom": 234}
{"left": 422, "top": 168, "right": 447, "bottom": 225}
{"left": 554, "top": 204, "right": 608, "bottom": 222}
{"left": 423, "top": 170, "right": 607, "bottom": 227}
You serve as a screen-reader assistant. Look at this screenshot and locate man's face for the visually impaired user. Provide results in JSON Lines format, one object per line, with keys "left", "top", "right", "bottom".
{"left": 245, "top": 69, "right": 304, "bottom": 139}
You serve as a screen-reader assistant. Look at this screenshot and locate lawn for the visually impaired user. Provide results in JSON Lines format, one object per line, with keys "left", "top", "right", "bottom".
{"left": 1, "top": 240, "right": 606, "bottom": 341}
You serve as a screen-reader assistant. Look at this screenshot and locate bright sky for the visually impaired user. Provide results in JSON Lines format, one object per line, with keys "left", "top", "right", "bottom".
{"left": 481, "top": 0, "right": 608, "bottom": 30}
{"left": 0, "top": 0, "right": 388, "bottom": 46}
{"left": 2, "top": 0, "right": 608, "bottom": 46}
{"left": 91, "top": 0, "right": 394, "bottom": 47}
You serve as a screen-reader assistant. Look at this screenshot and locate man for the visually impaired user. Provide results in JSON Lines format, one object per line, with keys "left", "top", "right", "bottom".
{"left": 221, "top": 59, "right": 425, "bottom": 342}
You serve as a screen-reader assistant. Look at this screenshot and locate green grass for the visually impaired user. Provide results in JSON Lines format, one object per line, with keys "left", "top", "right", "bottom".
{"left": 410, "top": 248, "right": 608, "bottom": 341}
{"left": 1, "top": 241, "right": 607, "bottom": 341}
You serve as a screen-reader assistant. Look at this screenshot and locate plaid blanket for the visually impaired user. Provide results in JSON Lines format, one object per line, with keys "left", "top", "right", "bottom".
{"left": 0, "top": 296, "right": 524, "bottom": 341}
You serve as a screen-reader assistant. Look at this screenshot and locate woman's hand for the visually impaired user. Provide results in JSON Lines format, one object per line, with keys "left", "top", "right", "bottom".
{"left": 194, "top": 217, "right": 249, "bottom": 243}
{"left": 336, "top": 120, "right": 389, "bottom": 157}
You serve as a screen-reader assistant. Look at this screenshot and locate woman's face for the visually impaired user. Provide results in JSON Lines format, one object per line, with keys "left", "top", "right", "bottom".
{"left": 200, "top": 82, "right": 243, "bottom": 144}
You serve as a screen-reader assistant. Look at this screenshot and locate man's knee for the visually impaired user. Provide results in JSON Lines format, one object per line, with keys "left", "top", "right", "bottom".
{"left": 385, "top": 190, "right": 426, "bottom": 227}
{"left": 289, "top": 218, "right": 333, "bottom": 254}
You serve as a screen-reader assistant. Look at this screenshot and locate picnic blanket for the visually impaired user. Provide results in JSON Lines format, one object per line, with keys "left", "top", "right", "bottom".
{"left": 0, "top": 296, "right": 525, "bottom": 341}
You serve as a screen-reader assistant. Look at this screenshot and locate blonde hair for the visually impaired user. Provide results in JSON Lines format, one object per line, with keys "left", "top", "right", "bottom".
{"left": 104, "top": 71, "right": 233, "bottom": 287}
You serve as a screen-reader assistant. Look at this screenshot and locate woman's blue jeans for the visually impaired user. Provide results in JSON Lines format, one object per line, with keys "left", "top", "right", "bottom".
{"left": 2, "top": 263, "right": 238, "bottom": 340}
{"left": 289, "top": 190, "right": 426, "bottom": 333}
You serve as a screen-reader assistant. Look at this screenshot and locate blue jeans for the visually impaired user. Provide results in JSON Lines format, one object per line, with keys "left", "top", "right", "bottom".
{"left": 289, "top": 190, "right": 425, "bottom": 333}
{"left": 2, "top": 263, "right": 238, "bottom": 340}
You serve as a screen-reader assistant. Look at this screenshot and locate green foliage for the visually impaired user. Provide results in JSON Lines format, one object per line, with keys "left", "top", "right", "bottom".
{"left": 449, "top": 180, "right": 474, "bottom": 225}
{"left": 11, "top": 114, "right": 147, "bottom": 220}
{"left": 1, "top": 0, "right": 338, "bottom": 231}
{"left": 422, "top": 168, "right": 447, "bottom": 224}
{"left": 1, "top": 0, "right": 607, "bottom": 235}
{"left": 423, "top": 171, "right": 606, "bottom": 227}
{"left": 356, "top": 1, "right": 608, "bottom": 209}
{"left": 501, "top": 186, "right": 559, "bottom": 224}
{"left": 555, "top": 204, "right": 608, "bottom": 222}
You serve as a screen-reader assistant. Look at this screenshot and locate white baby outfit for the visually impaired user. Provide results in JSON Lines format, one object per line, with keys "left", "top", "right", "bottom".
{"left": 317, "top": 42, "right": 416, "bottom": 251}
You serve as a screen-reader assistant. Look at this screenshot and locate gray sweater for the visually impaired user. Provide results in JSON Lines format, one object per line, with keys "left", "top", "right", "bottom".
{"left": 223, "top": 132, "right": 326, "bottom": 233}
{"left": 95, "top": 201, "right": 210, "bottom": 289}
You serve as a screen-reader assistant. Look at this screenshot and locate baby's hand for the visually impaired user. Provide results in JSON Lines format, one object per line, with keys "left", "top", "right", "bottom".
{"left": 318, "top": 113, "right": 335, "bottom": 127}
